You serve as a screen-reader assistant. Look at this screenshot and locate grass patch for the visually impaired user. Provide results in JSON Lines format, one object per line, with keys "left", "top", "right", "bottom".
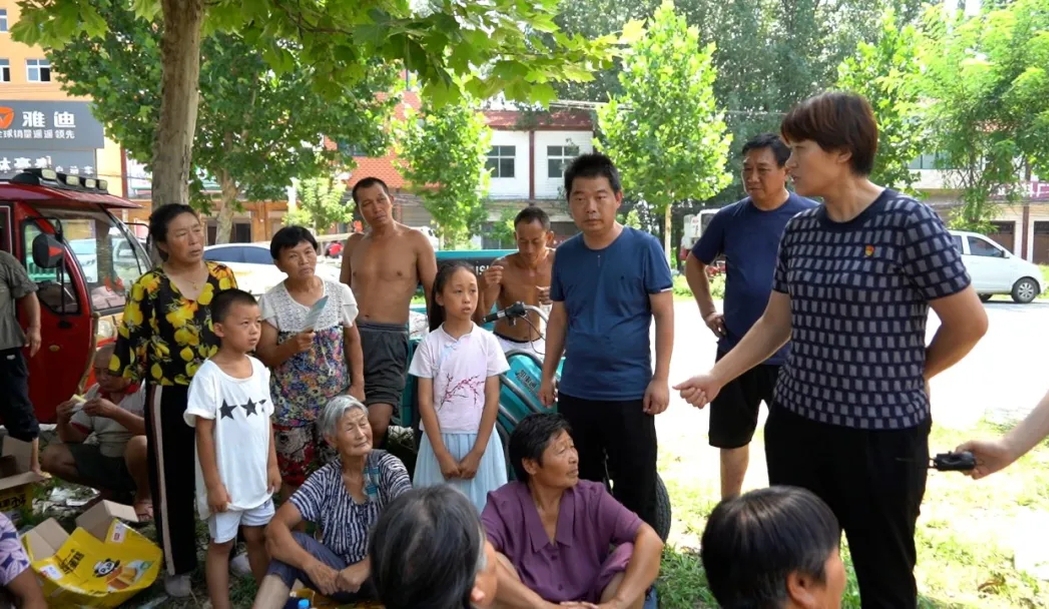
{"left": 658, "top": 420, "right": 1049, "bottom": 608}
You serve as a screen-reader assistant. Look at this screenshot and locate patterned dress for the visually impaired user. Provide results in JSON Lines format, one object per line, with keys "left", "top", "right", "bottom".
{"left": 259, "top": 279, "right": 359, "bottom": 485}
{"left": 109, "top": 261, "right": 238, "bottom": 385}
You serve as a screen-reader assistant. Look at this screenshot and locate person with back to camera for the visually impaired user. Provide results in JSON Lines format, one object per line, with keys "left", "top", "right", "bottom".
{"left": 685, "top": 133, "right": 817, "bottom": 500}
{"left": 257, "top": 226, "right": 365, "bottom": 502}
{"left": 482, "top": 412, "right": 663, "bottom": 609}
{"left": 409, "top": 261, "right": 510, "bottom": 512}
{"left": 701, "top": 486, "right": 847, "bottom": 609}
{"left": 675, "top": 92, "right": 989, "bottom": 608}
{"left": 370, "top": 485, "right": 501, "bottom": 609}
{"left": 110, "top": 204, "right": 240, "bottom": 597}
{"left": 185, "top": 289, "right": 281, "bottom": 609}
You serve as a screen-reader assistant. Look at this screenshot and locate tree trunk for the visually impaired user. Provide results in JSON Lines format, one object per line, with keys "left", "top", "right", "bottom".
{"left": 152, "top": 0, "right": 204, "bottom": 208}
{"left": 663, "top": 204, "right": 673, "bottom": 264}
{"left": 215, "top": 170, "right": 239, "bottom": 244}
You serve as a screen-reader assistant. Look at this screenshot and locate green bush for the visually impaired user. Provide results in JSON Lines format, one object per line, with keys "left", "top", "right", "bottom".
{"left": 673, "top": 273, "right": 724, "bottom": 300}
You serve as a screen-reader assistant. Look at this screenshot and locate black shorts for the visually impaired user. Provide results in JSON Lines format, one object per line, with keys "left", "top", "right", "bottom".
{"left": 709, "top": 351, "right": 780, "bottom": 449}
{"left": 0, "top": 348, "right": 39, "bottom": 442}
{"left": 68, "top": 443, "right": 138, "bottom": 493}
{"left": 358, "top": 321, "right": 408, "bottom": 415}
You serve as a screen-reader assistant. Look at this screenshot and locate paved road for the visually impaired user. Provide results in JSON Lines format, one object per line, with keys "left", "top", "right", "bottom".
{"left": 658, "top": 297, "right": 1049, "bottom": 460}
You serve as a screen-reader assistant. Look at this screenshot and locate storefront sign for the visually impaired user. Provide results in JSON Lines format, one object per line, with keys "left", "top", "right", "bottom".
{"left": 0, "top": 102, "right": 105, "bottom": 150}
{"left": 0, "top": 150, "right": 99, "bottom": 179}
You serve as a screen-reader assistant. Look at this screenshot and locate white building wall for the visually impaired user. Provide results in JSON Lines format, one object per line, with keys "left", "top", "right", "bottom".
{"left": 534, "top": 131, "right": 594, "bottom": 199}
{"left": 486, "top": 131, "right": 530, "bottom": 199}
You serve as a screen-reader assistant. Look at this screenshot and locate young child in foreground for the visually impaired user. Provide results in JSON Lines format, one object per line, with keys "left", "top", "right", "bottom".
{"left": 409, "top": 261, "right": 510, "bottom": 512}
{"left": 185, "top": 288, "right": 281, "bottom": 609}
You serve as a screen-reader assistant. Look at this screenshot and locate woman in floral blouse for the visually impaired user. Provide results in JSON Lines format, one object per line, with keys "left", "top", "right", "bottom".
{"left": 257, "top": 226, "right": 364, "bottom": 499}
{"left": 110, "top": 204, "right": 237, "bottom": 598}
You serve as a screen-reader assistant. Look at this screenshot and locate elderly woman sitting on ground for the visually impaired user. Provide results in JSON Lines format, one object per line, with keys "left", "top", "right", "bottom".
{"left": 252, "top": 396, "right": 411, "bottom": 608}
{"left": 370, "top": 485, "right": 500, "bottom": 609}
{"left": 482, "top": 413, "right": 663, "bottom": 609}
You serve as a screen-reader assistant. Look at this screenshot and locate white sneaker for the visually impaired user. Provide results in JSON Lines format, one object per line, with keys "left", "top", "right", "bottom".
{"left": 230, "top": 552, "right": 252, "bottom": 578}
{"left": 164, "top": 573, "right": 192, "bottom": 598}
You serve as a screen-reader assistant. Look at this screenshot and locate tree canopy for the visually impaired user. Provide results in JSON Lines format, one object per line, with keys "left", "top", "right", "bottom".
{"left": 42, "top": 1, "right": 396, "bottom": 243}
{"left": 396, "top": 96, "right": 492, "bottom": 247}
{"left": 13, "top": 0, "right": 619, "bottom": 209}
{"left": 597, "top": 1, "right": 732, "bottom": 258}
{"left": 918, "top": 0, "right": 1049, "bottom": 231}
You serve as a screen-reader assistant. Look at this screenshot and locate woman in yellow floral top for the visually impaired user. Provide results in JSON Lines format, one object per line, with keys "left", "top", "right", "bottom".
{"left": 110, "top": 204, "right": 237, "bottom": 598}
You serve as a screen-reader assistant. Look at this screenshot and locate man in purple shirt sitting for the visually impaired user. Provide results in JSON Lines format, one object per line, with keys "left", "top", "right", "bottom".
{"left": 482, "top": 413, "right": 663, "bottom": 608}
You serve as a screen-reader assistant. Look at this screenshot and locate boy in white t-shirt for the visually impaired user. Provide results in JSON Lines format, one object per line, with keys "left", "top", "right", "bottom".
{"left": 185, "top": 289, "right": 280, "bottom": 609}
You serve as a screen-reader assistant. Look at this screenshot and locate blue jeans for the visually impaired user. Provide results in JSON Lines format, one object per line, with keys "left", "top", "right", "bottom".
{"left": 267, "top": 532, "right": 376, "bottom": 603}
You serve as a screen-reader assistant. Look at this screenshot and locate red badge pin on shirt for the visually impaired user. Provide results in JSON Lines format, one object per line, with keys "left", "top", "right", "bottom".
{"left": 864, "top": 245, "right": 875, "bottom": 257}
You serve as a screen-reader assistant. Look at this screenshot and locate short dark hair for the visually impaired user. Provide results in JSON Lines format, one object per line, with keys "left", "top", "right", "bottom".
{"left": 428, "top": 261, "right": 477, "bottom": 333}
{"left": 741, "top": 133, "right": 791, "bottom": 168}
{"left": 352, "top": 177, "right": 391, "bottom": 204}
{"left": 564, "top": 152, "right": 622, "bottom": 197}
{"left": 269, "top": 225, "right": 318, "bottom": 260}
{"left": 148, "top": 204, "right": 198, "bottom": 260}
{"left": 211, "top": 288, "right": 258, "bottom": 324}
{"left": 514, "top": 206, "right": 550, "bottom": 231}
{"left": 701, "top": 486, "right": 841, "bottom": 609}
{"left": 370, "top": 485, "right": 487, "bottom": 609}
{"left": 780, "top": 91, "right": 879, "bottom": 176}
{"left": 508, "top": 413, "right": 572, "bottom": 483}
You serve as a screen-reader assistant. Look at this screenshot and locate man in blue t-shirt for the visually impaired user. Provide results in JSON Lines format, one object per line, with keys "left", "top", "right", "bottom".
{"left": 540, "top": 152, "right": 674, "bottom": 531}
{"left": 685, "top": 133, "right": 817, "bottom": 499}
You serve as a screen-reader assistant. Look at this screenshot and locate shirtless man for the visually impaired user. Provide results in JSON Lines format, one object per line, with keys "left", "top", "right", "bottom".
{"left": 340, "top": 177, "right": 437, "bottom": 446}
{"left": 479, "top": 206, "right": 555, "bottom": 357}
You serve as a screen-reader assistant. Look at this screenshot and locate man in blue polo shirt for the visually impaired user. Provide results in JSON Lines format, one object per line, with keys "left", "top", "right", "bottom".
{"left": 539, "top": 152, "right": 674, "bottom": 530}
{"left": 685, "top": 133, "right": 816, "bottom": 499}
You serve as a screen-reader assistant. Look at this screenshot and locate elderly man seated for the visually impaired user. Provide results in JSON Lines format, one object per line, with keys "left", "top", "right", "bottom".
{"left": 482, "top": 413, "right": 663, "bottom": 609}
{"left": 41, "top": 343, "right": 151, "bottom": 519}
{"left": 252, "top": 396, "right": 412, "bottom": 609}
{"left": 370, "top": 485, "right": 499, "bottom": 609}
{"left": 700, "top": 486, "right": 846, "bottom": 609}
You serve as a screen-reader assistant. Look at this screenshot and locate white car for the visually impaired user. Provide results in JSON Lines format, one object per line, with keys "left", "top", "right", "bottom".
{"left": 203, "top": 242, "right": 342, "bottom": 297}
{"left": 415, "top": 226, "right": 440, "bottom": 250}
{"left": 949, "top": 230, "right": 1044, "bottom": 304}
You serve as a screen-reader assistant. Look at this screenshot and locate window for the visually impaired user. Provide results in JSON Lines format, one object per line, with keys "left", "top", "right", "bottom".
{"left": 951, "top": 234, "right": 963, "bottom": 252}
{"left": 26, "top": 59, "right": 51, "bottom": 83}
{"left": 0, "top": 59, "right": 8, "bottom": 83}
{"left": 0, "top": 10, "right": 7, "bottom": 33}
{"left": 203, "top": 246, "right": 244, "bottom": 263}
{"left": 242, "top": 246, "right": 274, "bottom": 264}
{"left": 547, "top": 145, "right": 580, "bottom": 178}
{"left": 907, "top": 152, "right": 954, "bottom": 170}
{"left": 337, "top": 141, "right": 366, "bottom": 157}
{"left": 967, "top": 236, "right": 1003, "bottom": 258}
{"left": 485, "top": 146, "right": 516, "bottom": 178}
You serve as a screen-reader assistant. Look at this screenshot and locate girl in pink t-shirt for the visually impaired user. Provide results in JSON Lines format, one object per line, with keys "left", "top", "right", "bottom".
{"left": 408, "top": 262, "right": 510, "bottom": 511}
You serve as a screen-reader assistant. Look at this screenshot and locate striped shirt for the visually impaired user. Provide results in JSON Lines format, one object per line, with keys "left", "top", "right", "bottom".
{"left": 772, "top": 190, "right": 971, "bottom": 430}
{"left": 289, "top": 450, "right": 411, "bottom": 564}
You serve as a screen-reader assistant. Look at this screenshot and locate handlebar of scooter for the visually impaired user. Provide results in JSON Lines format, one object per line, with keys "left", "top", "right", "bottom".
{"left": 482, "top": 301, "right": 550, "bottom": 325}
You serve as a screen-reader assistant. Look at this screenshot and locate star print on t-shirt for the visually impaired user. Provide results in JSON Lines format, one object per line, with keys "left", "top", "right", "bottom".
{"left": 241, "top": 398, "right": 267, "bottom": 416}
{"left": 218, "top": 398, "right": 268, "bottom": 419}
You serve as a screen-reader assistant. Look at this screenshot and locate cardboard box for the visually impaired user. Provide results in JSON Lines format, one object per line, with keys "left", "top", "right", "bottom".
{"left": 21, "top": 500, "right": 161, "bottom": 608}
{"left": 0, "top": 437, "right": 46, "bottom": 523}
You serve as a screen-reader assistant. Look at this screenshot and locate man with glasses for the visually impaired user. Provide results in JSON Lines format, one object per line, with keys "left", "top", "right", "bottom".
{"left": 40, "top": 343, "right": 152, "bottom": 519}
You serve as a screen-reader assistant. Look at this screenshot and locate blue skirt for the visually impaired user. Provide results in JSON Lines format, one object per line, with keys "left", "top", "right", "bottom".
{"left": 413, "top": 430, "right": 508, "bottom": 513}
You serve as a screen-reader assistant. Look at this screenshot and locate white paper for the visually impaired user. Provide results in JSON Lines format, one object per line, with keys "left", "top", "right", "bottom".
{"left": 303, "top": 295, "right": 329, "bottom": 331}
